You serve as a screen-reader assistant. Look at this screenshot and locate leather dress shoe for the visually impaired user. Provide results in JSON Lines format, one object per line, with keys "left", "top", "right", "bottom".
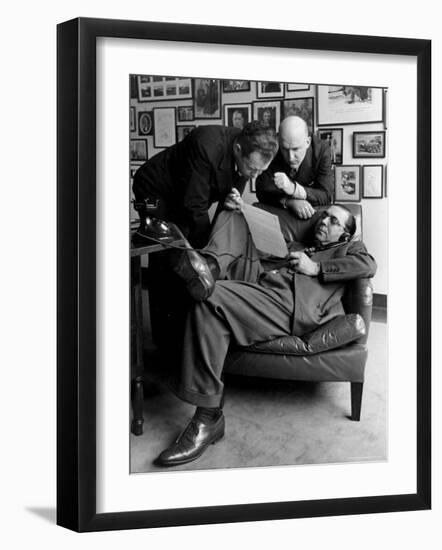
{"left": 155, "top": 411, "right": 225, "bottom": 467}
{"left": 171, "top": 246, "right": 215, "bottom": 302}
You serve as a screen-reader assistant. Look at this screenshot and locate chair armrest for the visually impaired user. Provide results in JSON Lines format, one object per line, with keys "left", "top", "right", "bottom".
{"left": 342, "top": 278, "right": 373, "bottom": 344}
{"left": 244, "top": 313, "right": 366, "bottom": 356}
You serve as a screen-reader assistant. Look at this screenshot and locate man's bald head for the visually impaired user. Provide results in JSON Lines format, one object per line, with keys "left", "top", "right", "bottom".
{"left": 278, "top": 116, "right": 311, "bottom": 171}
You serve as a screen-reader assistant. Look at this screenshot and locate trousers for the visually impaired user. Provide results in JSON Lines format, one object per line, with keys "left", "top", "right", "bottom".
{"left": 175, "top": 211, "right": 295, "bottom": 408}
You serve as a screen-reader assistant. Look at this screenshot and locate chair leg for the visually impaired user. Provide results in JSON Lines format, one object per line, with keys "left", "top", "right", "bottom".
{"left": 350, "top": 382, "right": 363, "bottom": 421}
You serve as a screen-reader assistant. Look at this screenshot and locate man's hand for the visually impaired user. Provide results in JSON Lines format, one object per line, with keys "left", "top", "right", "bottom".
{"left": 274, "top": 172, "right": 295, "bottom": 196}
{"left": 286, "top": 198, "right": 315, "bottom": 219}
{"left": 224, "top": 187, "right": 244, "bottom": 212}
{"left": 288, "top": 252, "right": 320, "bottom": 276}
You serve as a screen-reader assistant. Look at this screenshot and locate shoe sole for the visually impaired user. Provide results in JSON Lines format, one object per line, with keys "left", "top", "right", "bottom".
{"left": 155, "top": 430, "right": 225, "bottom": 467}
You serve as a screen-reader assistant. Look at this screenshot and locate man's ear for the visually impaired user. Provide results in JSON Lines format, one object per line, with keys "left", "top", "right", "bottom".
{"left": 338, "top": 231, "right": 350, "bottom": 243}
{"left": 234, "top": 142, "right": 242, "bottom": 155}
{"left": 306, "top": 136, "right": 312, "bottom": 147}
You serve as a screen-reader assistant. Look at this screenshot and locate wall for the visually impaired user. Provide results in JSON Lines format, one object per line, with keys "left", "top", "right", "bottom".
{"left": 130, "top": 80, "right": 388, "bottom": 293}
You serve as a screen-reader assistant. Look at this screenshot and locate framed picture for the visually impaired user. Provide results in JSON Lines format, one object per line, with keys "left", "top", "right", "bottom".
{"left": 252, "top": 101, "right": 281, "bottom": 131}
{"left": 334, "top": 165, "right": 361, "bottom": 201}
{"left": 137, "top": 111, "right": 154, "bottom": 136}
{"left": 193, "top": 78, "right": 221, "bottom": 119}
{"left": 362, "top": 164, "right": 384, "bottom": 198}
{"left": 282, "top": 97, "right": 314, "bottom": 134}
{"left": 176, "top": 125, "right": 196, "bottom": 142}
{"left": 153, "top": 107, "right": 176, "bottom": 148}
{"left": 224, "top": 103, "right": 252, "bottom": 129}
{"left": 286, "top": 83, "right": 310, "bottom": 92}
{"left": 130, "top": 106, "right": 136, "bottom": 132}
{"left": 256, "top": 81, "right": 284, "bottom": 98}
{"left": 353, "top": 131, "right": 386, "bottom": 158}
{"left": 177, "top": 105, "right": 194, "bottom": 122}
{"left": 317, "top": 128, "right": 343, "bottom": 164}
{"left": 129, "top": 138, "right": 148, "bottom": 161}
{"left": 317, "top": 85, "right": 384, "bottom": 125}
{"left": 222, "top": 80, "right": 251, "bottom": 93}
{"left": 136, "top": 74, "right": 192, "bottom": 101}
{"left": 57, "top": 18, "right": 430, "bottom": 533}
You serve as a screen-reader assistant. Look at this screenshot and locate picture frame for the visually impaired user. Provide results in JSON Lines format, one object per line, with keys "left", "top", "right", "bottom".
{"left": 222, "top": 80, "right": 251, "bottom": 93}
{"left": 353, "top": 131, "right": 386, "bottom": 158}
{"left": 224, "top": 103, "right": 252, "bottom": 129}
{"left": 153, "top": 107, "right": 176, "bottom": 148}
{"left": 176, "top": 124, "right": 196, "bottom": 142}
{"left": 362, "top": 164, "right": 384, "bottom": 198}
{"left": 193, "top": 78, "right": 221, "bottom": 119}
{"left": 317, "top": 85, "right": 384, "bottom": 126}
{"left": 256, "top": 81, "right": 284, "bottom": 98}
{"left": 252, "top": 101, "right": 280, "bottom": 131}
{"left": 317, "top": 128, "right": 343, "bottom": 164}
{"left": 282, "top": 97, "right": 314, "bottom": 134}
{"left": 130, "top": 106, "right": 136, "bottom": 132}
{"left": 137, "top": 74, "right": 192, "bottom": 102}
{"left": 129, "top": 138, "right": 148, "bottom": 161}
{"left": 137, "top": 111, "right": 154, "bottom": 136}
{"left": 286, "top": 83, "right": 310, "bottom": 92}
{"left": 334, "top": 165, "right": 362, "bottom": 202}
{"left": 177, "top": 105, "right": 194, "bottom": 122}
{"left": 57, "top": 17, "right": 431, "bottom": 533}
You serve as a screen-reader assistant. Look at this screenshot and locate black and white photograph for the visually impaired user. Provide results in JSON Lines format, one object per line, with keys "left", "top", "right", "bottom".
{"left": 138, "top": 111, "right": 154, "bottom": 136}
{"left": 353, "top": 131, "right": 386, "bottom": 158}
{"left": 128, "top": 75, "right": 386, "bottom": 477}
{"left": 177, "top": 105, "right": 194, "bottom": 122}
{"left": 317, "top": 85, "right": 384, "bottom": 125}
{"left": 334, "top": 165, "right": 362, "bottom": 201}
{"left": 193, "top": 78, "right": 221, "bottom": 118}
{"left": 137, "top": 75, "right": 193, "bottom": 102}
{"left": 130, "top": 138, "right": 148, "bottom": 161}
{"left": 362, "top": 165, "right": 384, "bottom": 198}
{"left": 224, "top": 103, "right": 251, "bottom": 129}
{"left": 222, "top": 80, "right": 251, "bottom": 93}
{"left": 130, "top": 106, "right": 136, "bottom": 132}
{"left": 257, "top": 81, "right": 284, "bottom": 98}
{"left": 286, "top": 83, "right": 310, "bottom": 92}
{"left": 318, "top": 128, "right": 343, "bottom": 164}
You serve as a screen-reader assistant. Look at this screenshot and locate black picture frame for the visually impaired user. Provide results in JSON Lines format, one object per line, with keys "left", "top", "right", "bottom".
{"left": 129, "top": 138, "right": 148, "bottom": 161}
{"left": 137, "top": 111, "right": 154, "bottom": 136}
{"left": 282, "top": 96, "right": 314, "bottom": 134}
{"left": 57, "top": 17, "right": 431, "bottom": 532}
{"left": 222, "top": 80, "right": 251, "bottom": 93}
{"left": 317, "top": 128, "right": 343, "bottom": 165}
{"left": 223, "top": 103, "right": 252, "bottom": 129}
{"left": 334, "top": 165, "right": 362, "bottom": 202}
{"left": 353, "top": 131, "right": 386, "bottom": 158}
{"left": 177, "top": 105, "right": 194, "bottom": 122}
{"left": 130, "top": 106, "right": 136, "bottom": 132}
{"left": 193, "top": 78, "right": 221, "bottom": 119}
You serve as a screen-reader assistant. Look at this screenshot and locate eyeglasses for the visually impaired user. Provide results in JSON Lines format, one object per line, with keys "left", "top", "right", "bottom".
{"left": 320, "top": 211, "right": 346, "bottom": 229}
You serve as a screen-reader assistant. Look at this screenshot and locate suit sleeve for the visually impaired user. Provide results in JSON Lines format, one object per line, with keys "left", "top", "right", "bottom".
{"left": 303, "top": 144, "right": 334, "bottom": 206}
{"left": 319, "top": 241, "right": 377, "bottom": 282}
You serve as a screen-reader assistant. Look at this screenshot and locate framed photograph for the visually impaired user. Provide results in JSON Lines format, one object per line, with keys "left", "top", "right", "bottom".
{"left": 137, "top": 74, "right": 192, "bottom": 102}
{"left": 353, "top": 131, "right": 386, "bottom": 158}
{"left": 334, "top": 165, "right": 361, "bottom": 201}
{"left": 130, "top": 106, "right": 136, "bottom": 132}
{"left": 222, "top": 80, "right": 251, "bottom": 93}
{"left": 282, "top": 97, "right": 314, "bottom": 134}
{"left": 137, "top": 111, "right": 154, "bottom": 136}
{"left": 176, "top": 124, "right": 196, "bottom": 142}
{"left": 286, "top": 83, "right": 310, "bottom": 92}
{"left": 153, "top": 107, "right": 176, "bottom": 148}
{"left": 129, "top": 138, "right": 147, "bottom": 161}
{"left": 318, "top": 128, "right": 343, "bottom": 164}
{"left": 252, "top": 101, "right": 281, "bottom": 131}
{"left": 57, "top": 18, "right": 430, "bottom": 533}
{"left": 317, "top": 85, "right": 384, "bottom": 125}
{"left": 362, "top": 165, "right": 384, "bottom": 198}
{"left": 256, "top": 81, "right": 284, "bottom": 98}
{"left": 224, "top": 103, "right": 251, "bottom": 129}
{"left": 177, "top": 105, "right": 194, "bottom": 122}
{"left": 193, "top": 78, "right": 221, "bottom": 119}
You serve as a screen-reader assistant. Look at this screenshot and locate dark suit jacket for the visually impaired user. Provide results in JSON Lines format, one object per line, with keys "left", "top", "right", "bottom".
{"left": 133, "top": 125, "right": 242, "bottom": 247}
{"left": 256, "top": 135, "right": 334, "bottom": 207}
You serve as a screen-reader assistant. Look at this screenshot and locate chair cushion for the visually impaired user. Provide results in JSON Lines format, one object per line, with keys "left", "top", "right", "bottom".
{"left": 242, "top": 313, "right": 366, "bottom": 356}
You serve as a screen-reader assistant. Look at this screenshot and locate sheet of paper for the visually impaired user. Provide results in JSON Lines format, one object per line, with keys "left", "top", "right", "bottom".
{"left": 242, "top": 204, "right": 288, "bottom": 258}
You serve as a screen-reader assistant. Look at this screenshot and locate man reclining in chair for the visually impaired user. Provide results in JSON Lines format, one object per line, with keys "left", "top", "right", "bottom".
{"left": 155, "top": 203, "right": 377, "bottom": 467}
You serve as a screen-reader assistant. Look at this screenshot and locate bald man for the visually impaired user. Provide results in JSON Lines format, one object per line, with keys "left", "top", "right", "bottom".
{"left": 256, "top": 115, "right": 334, "bottom": 222}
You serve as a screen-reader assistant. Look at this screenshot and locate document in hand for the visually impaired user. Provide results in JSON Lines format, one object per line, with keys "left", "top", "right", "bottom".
{"left": 242, "top": 204, "right": 288, "bottom": 258}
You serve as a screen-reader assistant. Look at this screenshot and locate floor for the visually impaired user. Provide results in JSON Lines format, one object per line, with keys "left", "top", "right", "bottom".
{"left": 130, "top": 314, "right": 387, "bottom": 474}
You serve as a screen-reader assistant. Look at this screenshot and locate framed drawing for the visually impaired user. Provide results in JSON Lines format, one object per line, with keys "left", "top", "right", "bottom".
{"left": 362, "top": 165, "right": 384, "bottom": 198}
{"left": 130, "top": 106, "right": 136, "bottom": 132}
{"left": 286, "top": 83, "right": 310, "bottom": 92}
{"left": 334, "top": 165, "right": 361, "bottom": 202}
{"left": 176, "top": 125, "right": 196, "bottom": 142}
{"left": 177, "top": 105, "right": 194, "bottom": 122}
{"left": 282, "top": 97, "right": 314, "bottom": 134}
{"left": 137, "top": 111, "right": 154, "bottom": 136}
{"left": 137, "top": 74, "right": 192, "bottom": 102}
{"left": 153, "top": 107, "right": 176, "bottom": 148}
{"left": 57, "top": 17, "right": 430, "bottom": 533}
{"left": 252, "top": 101, "right": 280, "bottom": 131}
{"left": 256, "top": 81, "right": 284, "bottom": 98}
{"left": 224, "top": 103, "right": 252, "bottom": 129}
{"left": 222, "top": 80, "right": 251, "bottom": 93}
{"left": 353, "top": 131, "right": 386, "bottom": 158}
{"left": 317, "top": 85, "right": 384, "bottom": 125}
{"left": 317, "top": 128, "right": 343, "bottom": 164}
{"left": 193, "top": 78, "right": 221, "bottom": 119}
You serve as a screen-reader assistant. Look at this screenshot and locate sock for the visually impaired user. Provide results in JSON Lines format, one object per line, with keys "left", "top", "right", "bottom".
{"left": 195, "top": 406, "right": 223, "bottom": 421}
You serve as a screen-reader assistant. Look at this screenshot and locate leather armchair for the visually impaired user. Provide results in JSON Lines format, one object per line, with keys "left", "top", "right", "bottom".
{"left": 223, "top": 203, "right": 373, "bottom": 421}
